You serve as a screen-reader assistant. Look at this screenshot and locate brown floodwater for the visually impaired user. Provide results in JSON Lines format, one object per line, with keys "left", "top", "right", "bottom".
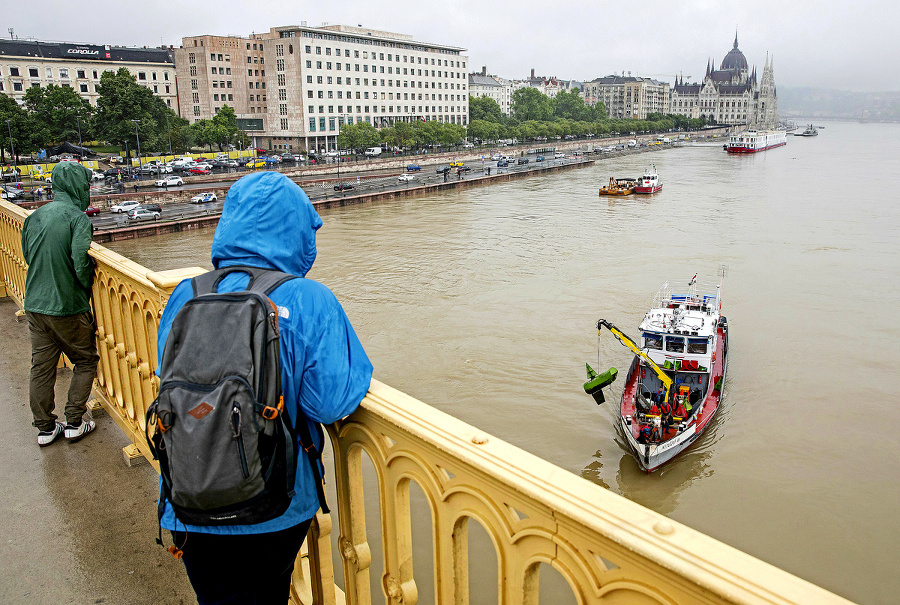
{"left": 107, "top": 121, "right": 900, "bottom": 604}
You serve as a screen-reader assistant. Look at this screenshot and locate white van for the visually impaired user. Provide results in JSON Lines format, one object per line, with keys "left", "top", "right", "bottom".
{"left": 364, "top": 147, "right": 382, "bottom": 157}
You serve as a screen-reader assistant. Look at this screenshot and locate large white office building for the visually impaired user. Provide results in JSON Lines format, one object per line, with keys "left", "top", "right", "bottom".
{"left": 177, "top": 23, "right": 470, "bottom": 153}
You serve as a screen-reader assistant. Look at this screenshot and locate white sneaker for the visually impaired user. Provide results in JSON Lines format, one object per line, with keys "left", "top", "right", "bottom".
{"left": 38, "top": 422, "right": 65, "bottom": 447}
{"left": 64, "top": 419, "right": 96, "bottom": 443}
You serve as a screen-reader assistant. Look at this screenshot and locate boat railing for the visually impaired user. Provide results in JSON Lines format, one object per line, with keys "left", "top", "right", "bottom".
{"left": 653, "top": 280, "right": 721, "bottom": 313}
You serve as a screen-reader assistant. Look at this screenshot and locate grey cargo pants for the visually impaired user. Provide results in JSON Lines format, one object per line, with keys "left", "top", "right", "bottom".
{"left": 26, "top": 311, "right": 99, "bottom": 431}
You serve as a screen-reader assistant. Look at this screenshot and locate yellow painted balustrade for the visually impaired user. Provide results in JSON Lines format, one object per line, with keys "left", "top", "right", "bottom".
{"left": 0, "top": 199, "right": 850, "bottom": 604}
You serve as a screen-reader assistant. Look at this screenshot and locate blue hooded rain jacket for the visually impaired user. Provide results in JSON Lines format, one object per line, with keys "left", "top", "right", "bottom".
{"left": 156, "top": 171, "right": 373, "bottom": 534}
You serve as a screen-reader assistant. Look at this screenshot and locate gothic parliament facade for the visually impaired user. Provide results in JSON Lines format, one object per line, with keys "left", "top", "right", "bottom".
{"left": 669, "top": 34, "right": 778, "bottom": 129}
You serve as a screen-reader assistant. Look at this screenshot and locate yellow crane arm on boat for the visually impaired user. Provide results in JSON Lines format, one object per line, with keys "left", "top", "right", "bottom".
{"left": 597, "top": 319, "right": 673, "bottom": 402}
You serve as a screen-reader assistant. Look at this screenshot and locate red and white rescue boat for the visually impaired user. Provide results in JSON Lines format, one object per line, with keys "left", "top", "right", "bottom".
{"left": 633, "top": 165, "right": 663, "bottom": 194}
{"left": 584, "top": 274, "right": 729, "bottom": 472}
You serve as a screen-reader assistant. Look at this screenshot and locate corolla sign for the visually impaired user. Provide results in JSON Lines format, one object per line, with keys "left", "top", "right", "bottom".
{"left": 63, "top": 45, "right": 111, "bottom": 59}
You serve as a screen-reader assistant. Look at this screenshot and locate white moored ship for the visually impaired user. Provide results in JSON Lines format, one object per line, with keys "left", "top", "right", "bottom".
{"left": 724, "top": 129, "right": 787, "bottom": 153}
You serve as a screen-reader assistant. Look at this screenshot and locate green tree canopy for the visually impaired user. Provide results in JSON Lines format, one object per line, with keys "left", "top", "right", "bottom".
{"left": 469, "top": 96, "right": 503, "bottom": 123}
{"left": 23, "top": 84, "right": 93, "bottom": 145}
{"left": 93, "top": 67, "right": 175, "bottom": 155}
{"left": 0, "top": 94, "right": 49, "bottom": 162}
{"left": 511, "top": 88, "right": 553, "bottom": 122}
{"left": 338, "top": 121, "right": 379, "bottom": 150}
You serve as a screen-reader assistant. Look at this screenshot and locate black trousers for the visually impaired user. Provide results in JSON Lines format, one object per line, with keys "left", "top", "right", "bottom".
{"left": 172, "top": 519, "right": 313, "bottom": 605}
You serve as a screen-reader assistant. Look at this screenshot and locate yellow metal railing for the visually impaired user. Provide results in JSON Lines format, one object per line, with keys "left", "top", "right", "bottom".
{"left": 0, "top": 199, "right": 850, "bottom": 604}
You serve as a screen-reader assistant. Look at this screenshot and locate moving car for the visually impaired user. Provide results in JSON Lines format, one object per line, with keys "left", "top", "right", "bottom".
{"left": 110, "top": 200, "right": 141, "bottom": 213}
{"left": 190, "top": 192, "right": 218, "bottom": 204}
{"left": 536, "top": 156, "right": 545, "bottom": 162}
{"left": 449, "top": 160, "right": 465, "bottom": 167}
{"left": 406, "top": 164, "right": 421, "bottom": 172}
{"left": 517, "top": 158, "right": 529, "bottom": 165}
{"left": 139, "top": 203, "right": 162, "bottom": 213}
{"left": 334, "top": 182, "right": 354, "bottom": 191}
{"left": 435, "top": 166, "right": 451, "bottom": 174}
{"left": 554, "top": 152, "right": 566, "bottom": 159}
{"left": 84, "top": 206, "right": 100, "bottom": 216}
{"left": 126, "top": 208, "right": 160, "bottom": 221}
{"left": 456, "top": 166, "right": 471, "bottom": 173}
{"left": 155, "top": 176, "right": 183, "bottom": 187}
{"left": 497, "top": 160, "right": 509, "bottom": 167}
{"left": 398, "top": 174, "right": 416, "bottom": 182}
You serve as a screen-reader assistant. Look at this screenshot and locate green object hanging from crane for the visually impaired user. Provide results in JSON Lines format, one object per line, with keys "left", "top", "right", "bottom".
{"left": 584, "top": 363, "right": 618, "bottom": 404}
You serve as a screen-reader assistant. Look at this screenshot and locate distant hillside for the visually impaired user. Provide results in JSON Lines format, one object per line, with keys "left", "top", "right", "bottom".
{"left": 778, "top": 87, "right": 900, "bottom": 121}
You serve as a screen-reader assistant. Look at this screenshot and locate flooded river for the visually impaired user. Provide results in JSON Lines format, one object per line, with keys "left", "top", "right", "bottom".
{"left": 107, "top": 121, "right": 900, "bottom": 604}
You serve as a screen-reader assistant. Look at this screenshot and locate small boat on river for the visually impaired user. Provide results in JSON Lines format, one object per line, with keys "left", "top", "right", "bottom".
{"left": 793, "top": 124, "right": 819, "bottom": 137}
{"left": 634, "top": 165, "right": 663, "bottom": 194}
{"left": 599, "top": 177, "right": 636, "bottom": 196}
{"left": 583, "top": 274, "right": 729, "bottom": 472}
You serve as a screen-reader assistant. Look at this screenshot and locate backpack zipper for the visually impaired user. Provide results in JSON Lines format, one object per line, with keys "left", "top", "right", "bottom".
{"left": 231, "top": 403, "right": 250, "bottom": 479}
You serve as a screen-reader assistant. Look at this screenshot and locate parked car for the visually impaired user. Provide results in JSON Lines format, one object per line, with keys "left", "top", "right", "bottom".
{"left": 406, "top": 164, "right": 421, "bottom": 172}
{"left": 246, "top": 158, "right": 266, "bottom": 169}
{"left": 155, "top": 176, "right": 184, "bottom": 187}
{"left": 536, "top": 156, "right": 545, "bottom": 162}
{"left": 90, "top": 171, "right": 105, "bottom": 181}
{"left": 189, "top": 167, "right": 211, "bottom": 175}
{"left": 457, "top": 166, "right": 471, "bottom": 173}
{"left": 435, "top": 166, "right": 451, "bottom": 174}
{"left": 491, "top": 153, "right": 503, "bottom": 161}
{"left": 398, "top": 174, "right": 416, "bottom": 182}
{"left": 1, "top": 186, "right": 23, "bottom": 200}
{"left": 139, "top": 203, "right": 162, "bottom": 213}
{"left": 110, "top": 200, "right": 141, "bottom": 213}
{"left": 517, "top": 158, "right": 529, "bottom": 165}
{"left": 127, "top": 208, "right": 160, "bottom": 221}
{"left": 190, "top": 192, "right": 218, "bottom": 204}
{"left": 554, "top": 152, "right": 566, "bottom": 159}
{"left": 280, "top": 153, "right": 295, "bottom": 162}
{"left": 104, "top": 168, "right": 125, "bottom": 177}
{"left": 497, "top": 160, "right": 509, "bottom": 167}
{"left": 84, "top": 206, "right": 100, "bottom": 216}
{"left": 449, "top": 160, "right": 465, "bottom": 167}
{"left": 333, "top": 182, "right": 354, "bottom": 191}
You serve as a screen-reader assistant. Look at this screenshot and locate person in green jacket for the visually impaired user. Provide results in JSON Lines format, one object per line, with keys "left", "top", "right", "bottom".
{"left": 21, "top": 161, "right": 99, "bottom": 446}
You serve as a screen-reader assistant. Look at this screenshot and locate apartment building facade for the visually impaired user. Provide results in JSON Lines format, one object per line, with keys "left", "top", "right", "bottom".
{"left": 0, "top": 39, "right": 176, "bottom": 108}
{"left": 581, "top": 75, "right": 670, "bottom": 119}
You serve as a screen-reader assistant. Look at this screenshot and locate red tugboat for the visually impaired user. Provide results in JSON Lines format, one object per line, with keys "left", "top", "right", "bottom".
{"left": 584, "top": 274, "right": 729, "bottom": 472}
{"left": 633, "top": 165, "right": 663, "bottom": 194}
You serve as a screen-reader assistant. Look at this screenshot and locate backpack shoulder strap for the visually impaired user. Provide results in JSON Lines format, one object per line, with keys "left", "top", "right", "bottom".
{"left": 191, "top": 265, "right": 296, "bottom": 297}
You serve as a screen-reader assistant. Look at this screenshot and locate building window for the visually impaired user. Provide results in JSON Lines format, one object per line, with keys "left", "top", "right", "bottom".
{"left": 138, "top": 72, "right": 146, "bottom": 80}
{"left": 59, "top": 68, "right": 69, "bottom": 79}
{"left": 191, "top": 79, "right": 198, "bottom": 90}
{"left": 29, "top": 67, "right": 38, "bottom": 78}
{"left": 80, "top": 84, "right": 89, "bottom": 92}
{"left": 281, "top": 119, "right": 288, "bottom": 130}
{"left": 194, "top": 106, "right": 200, "bottom": 116}
{"left": 319, "top": 117, "right": 326, "bottom": 130}
{"left": 309, "top": 117, "right": 316, "bottom": 131}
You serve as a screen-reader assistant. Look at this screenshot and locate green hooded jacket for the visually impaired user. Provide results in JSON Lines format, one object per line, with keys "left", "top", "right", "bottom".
{"left": 21, "top": 162, "right": 94, "bottom": 316}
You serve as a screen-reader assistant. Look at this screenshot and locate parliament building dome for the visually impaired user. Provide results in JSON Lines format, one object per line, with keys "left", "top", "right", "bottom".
{"left": 720, "top": 34, "right": 748, "bottom": 71}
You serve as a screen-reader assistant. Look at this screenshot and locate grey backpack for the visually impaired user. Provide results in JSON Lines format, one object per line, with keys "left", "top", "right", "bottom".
{"left": 147, "top": 266, "right": 327, "bottom": 533}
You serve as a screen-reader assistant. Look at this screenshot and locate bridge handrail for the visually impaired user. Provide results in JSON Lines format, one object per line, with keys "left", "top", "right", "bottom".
{"left": 0, "top": 199, "right": 850, "bottom": 604}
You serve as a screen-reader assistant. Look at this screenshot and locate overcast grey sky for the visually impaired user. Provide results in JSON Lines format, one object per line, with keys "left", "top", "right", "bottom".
{"left": 9, "top": 0, "right": 897, "bottom": 92}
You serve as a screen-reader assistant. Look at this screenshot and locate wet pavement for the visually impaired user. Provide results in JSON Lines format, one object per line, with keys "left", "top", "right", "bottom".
{"left": 0, "top": 298, "right": 194, "bottom": 604}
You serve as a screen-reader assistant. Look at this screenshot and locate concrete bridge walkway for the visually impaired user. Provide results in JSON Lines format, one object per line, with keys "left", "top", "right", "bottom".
{"left": 0, "top": 298, "right": 195, "bottom": 604}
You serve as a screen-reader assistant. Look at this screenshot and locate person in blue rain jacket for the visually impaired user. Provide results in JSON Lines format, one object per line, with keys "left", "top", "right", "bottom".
{"left": 155, "top": 171, "right": 373, "bottom": 604}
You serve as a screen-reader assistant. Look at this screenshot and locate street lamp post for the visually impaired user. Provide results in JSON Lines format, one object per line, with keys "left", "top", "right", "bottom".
{"left": 75, "top": 111, "right": 83, "bottom": 148}
{"left": 164, "top": 113, "right": 172, "bottom": 156}
{"left": 5, "top": 119, "right": 15, "bottom": 168}
{"left": 131, "top": 119, "right": 142, "bottom": 175}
